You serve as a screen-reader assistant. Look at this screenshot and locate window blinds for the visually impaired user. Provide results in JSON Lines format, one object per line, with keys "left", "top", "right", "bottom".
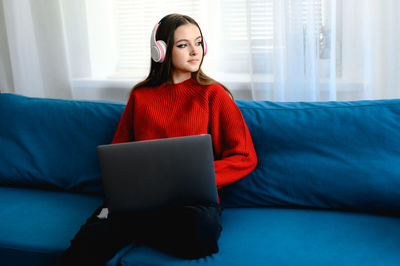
{"left": 220, "top": 0, "right": 323, "bottom": 74}
{"left": 91, "top": 0, "right": 324, "bottom": 78}
{"left": 111, "top": 0, "right": 201, "bottom": 77}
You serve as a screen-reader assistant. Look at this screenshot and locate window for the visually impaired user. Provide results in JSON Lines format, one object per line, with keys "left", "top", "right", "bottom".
{"left": 80, "top": 0, "right": 329, "bottom": 85}
{"left": 85, "top": 0, "right": 201, "bottom": 79}
{"left": 219, "top": 0, "right": 274, "bottom": 73}
{"left": 219, "top": 0, "right": 325, "bottom": 75}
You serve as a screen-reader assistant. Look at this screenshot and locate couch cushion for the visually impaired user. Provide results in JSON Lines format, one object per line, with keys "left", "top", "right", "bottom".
{"left": 0, "top": 93, "right": 125, "bottom": 193}
{"left": 0, "top": 186, "right": 103, "bottom": 266}
{"left": 118, "top": 207, "right": 400, "bottom": 266}
{"left": 220, "top": 99, "right": 400, "bottom": 215}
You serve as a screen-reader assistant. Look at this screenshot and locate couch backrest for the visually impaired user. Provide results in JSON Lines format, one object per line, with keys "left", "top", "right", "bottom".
{"left": 0, "top": 93, "right": 125, "bottom": 194}
{"left": 2, "top": 93, "right": 400, "bottom": 215}
{"left": 220, "top": 99, "right": 400, "bottom": 215}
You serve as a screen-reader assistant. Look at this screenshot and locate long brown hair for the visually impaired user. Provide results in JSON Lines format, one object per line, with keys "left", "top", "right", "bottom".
{"left": 131, "top": 14, "right": 233, "bottom": 99}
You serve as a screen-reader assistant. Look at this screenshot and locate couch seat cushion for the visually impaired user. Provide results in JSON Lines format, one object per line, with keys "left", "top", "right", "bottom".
{"left": 118, "top": 207, "right": 400, "bottom": 266}
{"left": 0, "top": 186, "right": 103, "bottom": 266}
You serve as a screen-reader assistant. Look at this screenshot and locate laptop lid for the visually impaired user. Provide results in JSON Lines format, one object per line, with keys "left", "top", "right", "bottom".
{"left": 96, "top": 134, "right": 218, "bottom": 213}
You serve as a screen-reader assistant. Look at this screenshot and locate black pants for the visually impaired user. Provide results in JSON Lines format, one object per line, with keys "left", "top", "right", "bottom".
{"left": 59, "top": 202, "right": 222, "bottom": 266}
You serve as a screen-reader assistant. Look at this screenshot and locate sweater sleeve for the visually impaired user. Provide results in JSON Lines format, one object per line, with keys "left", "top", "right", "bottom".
{"left": 209, "top": 85, "right": 257, "bottom": 188}
{"left": 111, "top": 93, "right": 134, "bottom": 144}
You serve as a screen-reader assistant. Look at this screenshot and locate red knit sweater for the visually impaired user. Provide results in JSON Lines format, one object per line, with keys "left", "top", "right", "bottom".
{"left": 112, "top": 78, "right": 257, "bottom": 188}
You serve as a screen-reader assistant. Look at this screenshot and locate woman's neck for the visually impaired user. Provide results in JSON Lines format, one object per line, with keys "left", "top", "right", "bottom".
{"left": 172, "top": 71, "right": 192, "bottom": 84}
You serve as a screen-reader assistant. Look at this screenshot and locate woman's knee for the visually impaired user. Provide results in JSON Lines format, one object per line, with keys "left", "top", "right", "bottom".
{"left": 175, "top": 204, "right": 223, "bottom": 258}
{"left": 195, "top": 212, "right": 222, "bottom": 252}
{"left": 146, "top": 204, "right": 222, "bottom": 259}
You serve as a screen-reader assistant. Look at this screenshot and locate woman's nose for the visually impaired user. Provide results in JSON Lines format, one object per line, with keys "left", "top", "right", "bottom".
{"left": 190, "top": 43, "right": 201, "bottom": 55}
{"left": 190, "top": 46, "right": 197, "bottom": 55}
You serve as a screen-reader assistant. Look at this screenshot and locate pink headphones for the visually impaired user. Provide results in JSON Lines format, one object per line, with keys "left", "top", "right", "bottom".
{"left": 150, "top": 22, "right": 207, "bottom": 63}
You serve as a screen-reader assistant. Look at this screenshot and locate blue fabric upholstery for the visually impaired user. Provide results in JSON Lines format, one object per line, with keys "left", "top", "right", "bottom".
{"left": 220, "top": 100, "right": 400, "bottom": 215}
{"left": 1, "top": 93, "right": 400, "bottom": 265}
{"left": 119, "top": 208, "right": 400, "bottom": 265}
{"left": 0, "top": 186, "right": 103, "bottom": 266}
{"left": 0, "top": 94, "right": 125, "bottom": 193}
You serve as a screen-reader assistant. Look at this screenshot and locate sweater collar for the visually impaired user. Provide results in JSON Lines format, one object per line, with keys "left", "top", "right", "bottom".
{"left": 165, "top": 78, "right": 197, "bottom": 89}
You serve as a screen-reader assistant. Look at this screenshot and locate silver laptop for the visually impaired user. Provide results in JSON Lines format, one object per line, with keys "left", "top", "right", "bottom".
{"left": 96, "top": 134, "right": 218, "bottom": 214}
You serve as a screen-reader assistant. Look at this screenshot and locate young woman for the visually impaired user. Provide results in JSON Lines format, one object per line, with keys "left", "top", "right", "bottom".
{"left": 60, "top": 14, "right": 257, "bottom": 265}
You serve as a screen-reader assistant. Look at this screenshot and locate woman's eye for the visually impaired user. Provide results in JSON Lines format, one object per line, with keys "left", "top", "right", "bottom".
{"left": 196, "top": 41, "right": 202, "bottom": 46}
{"left": 177, "top": 44, "right": 187, "bottom": 48}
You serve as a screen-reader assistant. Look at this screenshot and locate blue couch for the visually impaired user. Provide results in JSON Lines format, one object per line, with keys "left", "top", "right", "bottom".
{"left": 1, "top": 93, "right": 399, "bottom": 266}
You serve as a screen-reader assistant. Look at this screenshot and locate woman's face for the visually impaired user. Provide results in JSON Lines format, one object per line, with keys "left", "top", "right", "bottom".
{"left": 171, "top": 23, "right": 203, "bottom": 83}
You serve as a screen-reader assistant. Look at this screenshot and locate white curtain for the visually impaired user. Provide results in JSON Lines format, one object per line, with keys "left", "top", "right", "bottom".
{"left": 0, "top": 0, "right": 72, "bottom": 98}
{"left": 214, "top": 0, "right": 400, "bottom": 101}
{"left": 1, "top": 0, "right": 399, "bottom": 101}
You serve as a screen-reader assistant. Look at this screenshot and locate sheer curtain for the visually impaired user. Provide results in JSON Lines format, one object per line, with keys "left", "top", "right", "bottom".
{"left": 0, "top": 0, "right": 72, "bottom": 98}
{"left": 0, "top": 0, "right": 399, "bottom": 101}
{"left": 215, "top": 0, "right": 400, "bottom": 101}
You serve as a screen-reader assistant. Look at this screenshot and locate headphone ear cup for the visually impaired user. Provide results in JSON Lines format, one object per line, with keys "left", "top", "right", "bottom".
{"left": 150, "top": 23, "right": 167, "bottom": 63}
{"left": 151, "top": 41, "right": 167, "bottom": 63}
{"left": 157, "top": 40, "right": 167, "bottom": 62}
{"left": 203, "top": 38, "right": 207, "bottom": 56}
{"left": 151, "top": 45, "right": 161, "bottom": 62}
